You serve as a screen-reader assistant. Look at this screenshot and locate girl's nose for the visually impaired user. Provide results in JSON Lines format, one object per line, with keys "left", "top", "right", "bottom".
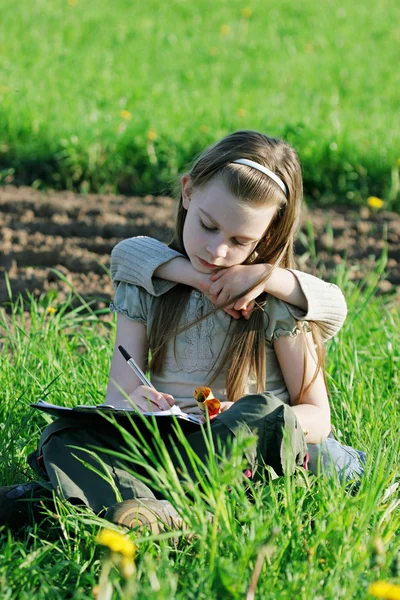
{"left": 207, "top": 242, "right": 228, "bottom": 259}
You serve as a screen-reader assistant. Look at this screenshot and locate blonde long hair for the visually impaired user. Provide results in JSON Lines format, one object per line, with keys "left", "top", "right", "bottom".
{"left": 148, "top": 130, "right": 325, "bottom": 403}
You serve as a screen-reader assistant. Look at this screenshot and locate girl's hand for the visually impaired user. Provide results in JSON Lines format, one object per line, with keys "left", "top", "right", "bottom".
{"left": 195, "top": 273, "right": 243, "bottom": 319}
{"left": 128, "top": 385, "right": 175, "bottom": 413}
{"left": 204, "top": 264, "right": 271, "bottom": 319}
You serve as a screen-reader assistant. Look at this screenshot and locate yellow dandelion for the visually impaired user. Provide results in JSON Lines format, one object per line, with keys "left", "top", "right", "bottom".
{"left": 236, "top": 108, "right": 246, "bottom": 117}
{"left": 397, "top": 158, "right": 400, "bottom": 167}
{"left": 147, "top": 129, "right": 157, "bottom": 141}
{"left": 68, "top": 0, "right": 77, "bottom": 6}
{"left": 209, "top": 46, "right": 219, "bottom": 56}
{"left": 367, "top": 196, "right": 384, "bottom": 210}
{"left": 220, "top": 24, "right": 231, "bottom": 35}
{"left": 96, "top": 528, "right": 136, "bottom": 559}
{"left": 241, "top": 7, "right": 253, "bottom": 18}
{"left": 120, "top": 110, "right": 132, "bottom": 121}
{"left": 200, "top": 125, "right": 209, "bottom": 133}
{"left": 368, "top": 581, "right": 400, "bottom": 599}
{"left": 46, "top": 306, "right": 56, "bottom": 315}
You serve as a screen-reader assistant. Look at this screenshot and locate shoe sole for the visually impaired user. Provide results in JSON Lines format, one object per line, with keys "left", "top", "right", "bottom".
{"left": 104, "top": 498, "right": 183, "bottom": 534}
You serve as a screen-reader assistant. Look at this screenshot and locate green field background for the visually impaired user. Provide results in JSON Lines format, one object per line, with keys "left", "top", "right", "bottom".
{"left": 0, "top": 0, "right": 399, "bottom": 207}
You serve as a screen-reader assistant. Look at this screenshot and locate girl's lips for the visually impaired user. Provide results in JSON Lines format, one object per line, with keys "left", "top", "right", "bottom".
{"left": 198, "top": 257, "right": 219, "bottom": 268}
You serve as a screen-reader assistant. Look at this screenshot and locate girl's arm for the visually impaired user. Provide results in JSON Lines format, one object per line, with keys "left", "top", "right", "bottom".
{"left": 274, "top": 332, "right": 331, "bottom": 444}
{"left": 110, "top": 237, "right": 185, "bottom": 297}
{"left": 204, "top": 264, "right": 347, "bottom": 341}
{"left": 106, "top": 314, "right": 147, "bottom": 406}
{"left": 111, "top": 236, "right": 347, "bottom": 340}
{"left": 106, "top": 313, "right": 173, "bottom": 410}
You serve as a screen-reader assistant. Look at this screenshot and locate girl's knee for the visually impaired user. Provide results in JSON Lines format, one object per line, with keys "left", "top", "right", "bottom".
{"left": 216, "top": 393, "right": 288, "bottom": 431}
{"left": 234, "top": 392, "right": 285, "bottom": 413}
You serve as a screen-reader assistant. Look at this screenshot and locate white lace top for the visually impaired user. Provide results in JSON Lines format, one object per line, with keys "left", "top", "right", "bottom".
{"left": 110, "top": 282, "right": 303, "bottom": 416}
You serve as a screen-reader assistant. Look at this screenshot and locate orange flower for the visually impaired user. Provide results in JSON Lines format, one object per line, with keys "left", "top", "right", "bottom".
{"left": 194, "top": 387, "right": 221, "bottom": 419}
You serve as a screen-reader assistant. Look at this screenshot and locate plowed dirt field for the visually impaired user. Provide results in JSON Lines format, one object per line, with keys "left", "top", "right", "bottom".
{"left": 1, "top": 185, "right": 399, "bottom": 310}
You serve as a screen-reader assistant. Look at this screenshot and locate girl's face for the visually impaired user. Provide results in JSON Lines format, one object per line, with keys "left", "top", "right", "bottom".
{"left": 181, "top": 176, "right": 278, "bottom": 273}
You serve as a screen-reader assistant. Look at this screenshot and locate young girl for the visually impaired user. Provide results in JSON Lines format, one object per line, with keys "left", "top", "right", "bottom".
{"left": 1, "top": 130, "right": 365, "bottom": 532}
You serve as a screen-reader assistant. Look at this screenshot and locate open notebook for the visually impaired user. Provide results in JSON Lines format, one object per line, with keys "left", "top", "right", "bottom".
{"left": 30, "top": 400, "right": 203, "bottom": 425}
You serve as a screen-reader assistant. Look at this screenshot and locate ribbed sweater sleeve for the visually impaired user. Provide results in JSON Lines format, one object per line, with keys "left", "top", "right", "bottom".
{"left": 110, "top": 236, "right": 182, "bottom": 295}
{"left": 288, "top": 269, "right": 347, "bottom": 340}
{"left": 110, "top": 236, "right": 347, "bottom": 340}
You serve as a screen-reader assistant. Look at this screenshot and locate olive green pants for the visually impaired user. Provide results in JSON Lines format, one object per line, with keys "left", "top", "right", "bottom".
{"left": 28, "top": 393, "right": 307, "bottom": 513}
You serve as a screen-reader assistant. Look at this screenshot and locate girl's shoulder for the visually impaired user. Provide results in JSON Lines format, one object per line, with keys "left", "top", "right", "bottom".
{"left": 110, "top": 237, "right": 182, "bottom": 286}
{"left": 110, "top": 281, "right": 154, "bottom": 325}
{"left": 110, "top": 237, "right": 147, "bottom": 290}
{"left": 262, "top": 295, "right": 304, "bottom": 344}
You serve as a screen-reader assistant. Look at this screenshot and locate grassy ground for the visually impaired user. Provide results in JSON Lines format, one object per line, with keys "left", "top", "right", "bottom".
{"left": 0, "top": 0, "right": 399, "bottom": 208}
{"left": 0, "top": 259, "right": 399, "bottom": 599}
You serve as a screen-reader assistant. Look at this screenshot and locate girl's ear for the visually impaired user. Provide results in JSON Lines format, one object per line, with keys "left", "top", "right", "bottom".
{"left": 181, "top": 175, "right": 192, "bottom": 210}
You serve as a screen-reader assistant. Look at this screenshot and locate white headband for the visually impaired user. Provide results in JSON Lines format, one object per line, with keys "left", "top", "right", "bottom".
{"left": 232, "top": 158, "right": 288, "bottom": 197}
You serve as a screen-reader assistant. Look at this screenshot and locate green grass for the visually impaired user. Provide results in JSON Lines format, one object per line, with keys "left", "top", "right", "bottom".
{"left": 0, "top": 261, "right": 399, "bottom": 599}
{"left": 0, "top": 0, "right": 399, "bottom": 208}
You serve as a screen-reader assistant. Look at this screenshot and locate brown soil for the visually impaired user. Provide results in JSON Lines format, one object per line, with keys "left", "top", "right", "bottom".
{"left": 1, "top": 185, "right": 399, "bottom": 310}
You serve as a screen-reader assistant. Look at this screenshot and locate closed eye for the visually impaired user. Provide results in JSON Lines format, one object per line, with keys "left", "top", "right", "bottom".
{"left": 199, "top": 220, "right": 217, "bottom": 233}
{"left": 199, "top": 219, "right": 248, "bottom": 247}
